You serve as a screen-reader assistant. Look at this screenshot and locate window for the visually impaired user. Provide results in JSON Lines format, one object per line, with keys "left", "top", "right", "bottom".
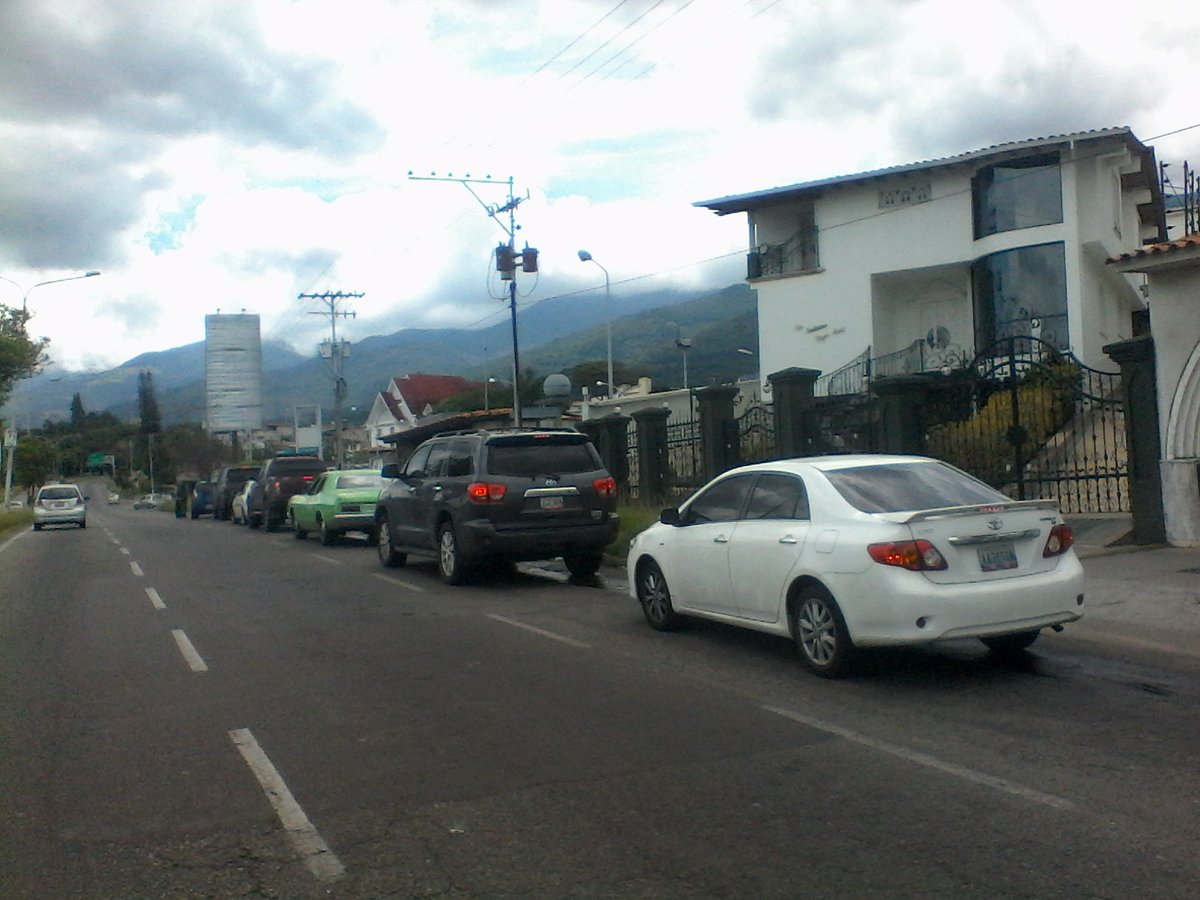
{"left": 973, "top": 153, "right": 1063, "bottom": 238}
{"left": 745, "top": 474, "right": 809, "bottom": 520}
{"left": 403, "top": 444, "right": 433, "bottom": 477}
{"left": 686, "top": 474, "right": 754, "bottom": 524}
{"left": 825, "top": 462, "right": 1005, "bottom": 513}
{"left": 971, "top": 242, "right": 1068, "bottom": 350}
{"left": 445, "top": 441, "right": 474, "bottom": 477}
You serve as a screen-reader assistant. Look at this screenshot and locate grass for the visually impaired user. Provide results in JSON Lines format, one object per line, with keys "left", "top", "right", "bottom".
{"left": 605, "top": 501, "right": 664, "bottom": 566}
{"left": 0, "top": 507, "right": 34, "bottom": 539}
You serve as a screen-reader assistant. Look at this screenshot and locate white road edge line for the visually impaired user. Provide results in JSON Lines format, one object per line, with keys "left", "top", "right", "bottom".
{"left": 228, "top": 728, "right": 346, "bottom": 883}
{"left": 371, "top": 573, "right": 425, "bottom": 593}
{"left": 487, "top": 613, "right": 591, "bottom": 649}
{"left": 763, "top": 706, "right": 1072, "bottom": 810}
{"left": 0, "top": 529, "right": 26, "bottom": 555}
{"left": 311, "top": 553, "right": 340, "bottom": 565}
{"left": 145, "top": 587, "right": 166, "bottom": 610}
{"left": 170, "top": 629, "right": 209, "bottom": 672}
{"left": 129, "top": 561, "right": 144, "bottom": 577}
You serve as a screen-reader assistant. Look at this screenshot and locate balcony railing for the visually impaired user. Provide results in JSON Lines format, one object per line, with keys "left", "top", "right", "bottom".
{"left": 747, "top": 234, "right": 819, "bottom": 279}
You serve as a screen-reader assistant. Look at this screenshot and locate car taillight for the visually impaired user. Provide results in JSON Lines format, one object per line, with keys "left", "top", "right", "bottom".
{"left": 593, "top": 476, "right": 616, "bottom": 498}
{"left": 868, "top": 540, "right": 948, "bottom": 571}
{"left": 1043, "top": 523, "right": 1074, "bottom": 557}
{"left": 468, "top": 482, "right": 507, "bottom": 503}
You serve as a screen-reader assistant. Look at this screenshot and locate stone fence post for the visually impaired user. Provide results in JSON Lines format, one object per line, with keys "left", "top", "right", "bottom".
{"left": 870, "top": 374, "right": 935, "bottom": 455}
{"left": 695, "top": 385, "right": 740, "bottom": 481}
{"left": 632, "top": 406, "right": 672, "bottom": 504}
{"left": 768, "top": 367, "right": 821, "bottom": 458}
{"left": 577, "top": 413, "right": 631, "bottom": 493}
{"left": 1104, "top": 336, "right": 1167, "bottom": 544}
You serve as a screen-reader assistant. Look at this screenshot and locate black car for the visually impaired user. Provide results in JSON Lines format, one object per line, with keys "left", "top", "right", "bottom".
{"left": 247, "top": 455, "right": 328, "bottom": 531}
{"left": 375, "top": 428, "right": 619, "bottom": 584}
{"left": 212, "top": 465, "right": 261, "bottom": 520}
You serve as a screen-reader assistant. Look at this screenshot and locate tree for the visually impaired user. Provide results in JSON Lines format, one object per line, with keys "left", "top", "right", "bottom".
{"left": 70, "top": 393, "right": 86, "bottom": 427}
{"left": 12, "top": 436, "right": 56, "bottom": 491}
{"left": 0, "top": 304, "right": 48, "bottom": 407}
{"left": 159, "top": 423, "right": 228, "bottom": 479}
{"left": 137, "top": 370, "right": 161, "bottom": 435}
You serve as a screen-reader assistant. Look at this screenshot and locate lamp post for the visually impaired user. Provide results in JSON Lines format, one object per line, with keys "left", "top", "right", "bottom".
{"left": 0, "top": 270, "right": 100, "bottom": 508}
{"left": 0, "top": 270, "right": 101, "bottom": 319}
{"left": 577, "top": 250, "right": 613, "bottom": 399}
{"left": 484, "top": 377, "right": 497, "bottom": 413}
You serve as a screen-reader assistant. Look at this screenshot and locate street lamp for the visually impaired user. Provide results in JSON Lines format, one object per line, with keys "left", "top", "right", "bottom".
{"left": 577, "top": 250, "right": 613, "bottom": 399}
{"left": 0, "top": 270, "right": 100, "bottom": 509}
{"left": 0, "top": 270, "right": 101, "bottom": 317}
{"left": 484, "top": 376, "right": 497, "bottom": 412}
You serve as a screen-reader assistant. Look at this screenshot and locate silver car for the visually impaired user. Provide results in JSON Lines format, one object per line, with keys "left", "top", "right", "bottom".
{"left": 33, "top": 484, "right": 88, "bottom": 530}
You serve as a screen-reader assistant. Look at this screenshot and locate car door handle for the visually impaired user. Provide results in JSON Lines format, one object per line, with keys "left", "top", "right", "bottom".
{"left": 713, "top": 535, "right": 729, "bottom": 544}
{"left": 779, "top": 536, "right": 798, "bottom": 544}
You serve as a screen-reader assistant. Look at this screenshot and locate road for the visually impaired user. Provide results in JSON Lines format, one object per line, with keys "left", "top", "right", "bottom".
{"left": 2, "top": 489, "right": 1198, "bottom": 898}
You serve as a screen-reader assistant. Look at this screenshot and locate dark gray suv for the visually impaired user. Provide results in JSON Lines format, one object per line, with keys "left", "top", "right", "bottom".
{"left": 375, "top": 429, "right": 619, "bottom": 583}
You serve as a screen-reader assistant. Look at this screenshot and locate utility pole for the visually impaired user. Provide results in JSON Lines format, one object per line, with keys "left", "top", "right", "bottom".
{"left": 409, "top": 172, "right": 537, "bottom": 427}
{"left": 298, "top": 290, "right": 362, "bottom": 468}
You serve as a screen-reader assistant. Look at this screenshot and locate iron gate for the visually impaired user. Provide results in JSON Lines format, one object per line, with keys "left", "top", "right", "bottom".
{"left": 925, "top": 336, "right": 1127, "bottom": 513}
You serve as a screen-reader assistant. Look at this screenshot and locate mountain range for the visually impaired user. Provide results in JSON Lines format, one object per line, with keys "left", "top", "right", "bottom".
{"left": 7, "top": 283, "right": 759, "bottom": 427}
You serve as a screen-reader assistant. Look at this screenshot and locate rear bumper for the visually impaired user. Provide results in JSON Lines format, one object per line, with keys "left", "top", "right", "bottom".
{"left": 827, "top": 554, "right": 1086, "bottom": 647}
{"left": 34, "top": 507, "right": 86, "bottom": 526}
{"left": 458, "top": 514, "right": 619, "bottom": 561}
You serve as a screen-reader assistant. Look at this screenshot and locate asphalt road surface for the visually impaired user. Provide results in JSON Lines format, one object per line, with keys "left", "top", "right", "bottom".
{"left": 2, "top": 487, "right": 1198, "bottom": 898}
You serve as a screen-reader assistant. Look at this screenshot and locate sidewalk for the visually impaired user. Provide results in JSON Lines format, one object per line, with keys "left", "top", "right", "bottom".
{"left": 1063, "top": 513, "right": 1200, "bottom": 660}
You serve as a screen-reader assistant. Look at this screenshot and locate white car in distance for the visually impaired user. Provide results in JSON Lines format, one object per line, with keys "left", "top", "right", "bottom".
{"left": 627, "top": 454, "right": 1085, "bottom": 678}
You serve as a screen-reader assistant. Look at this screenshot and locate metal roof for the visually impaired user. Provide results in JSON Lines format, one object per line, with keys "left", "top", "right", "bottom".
{"left": 694, "top": 127, "right": 1145, "bottom": 215}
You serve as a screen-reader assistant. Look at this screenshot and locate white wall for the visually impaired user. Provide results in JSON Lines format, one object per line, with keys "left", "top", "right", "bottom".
{"left": 752, "top": 138, "right": 1153, "bottom": 383}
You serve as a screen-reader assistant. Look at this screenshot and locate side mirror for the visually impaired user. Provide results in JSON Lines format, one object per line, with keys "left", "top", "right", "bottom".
{"left": 380, "top": 463, "right": 400, "bottom": 479}
{"left": 659, "top": 507, "right": 681, "bottom": 526}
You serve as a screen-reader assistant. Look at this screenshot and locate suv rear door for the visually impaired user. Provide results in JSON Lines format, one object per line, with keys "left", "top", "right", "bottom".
{"left": 483, "top": 433, "right": 612, "bottom": 529}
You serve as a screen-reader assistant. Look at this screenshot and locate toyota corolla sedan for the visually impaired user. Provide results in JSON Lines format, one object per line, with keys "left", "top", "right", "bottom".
{"left": 627, "top": 455, "right": 1085, "bottom": 678}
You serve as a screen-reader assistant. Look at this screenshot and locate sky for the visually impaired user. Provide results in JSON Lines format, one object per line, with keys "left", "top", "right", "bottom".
{"left": 2, "top": 0, "right": 1198, "bottom": 374}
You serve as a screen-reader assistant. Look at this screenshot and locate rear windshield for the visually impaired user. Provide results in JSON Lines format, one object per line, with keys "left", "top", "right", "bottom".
{"left": 225, "top": 467, "right": 258, "bottom": 483}
{"left": 824, "top": 462, "right": 1006, "bottom": 513}
{"left": 40, "top": 486, "right": 82, "bottom": 501}
{"left": 336, "top": 474, "right": 383, "bottom": 489}
{"left": 486, "top": 438, "right": 602, "bottom": 477}
{"left": 270, "top": 459, "right": 326, "bottom": 474}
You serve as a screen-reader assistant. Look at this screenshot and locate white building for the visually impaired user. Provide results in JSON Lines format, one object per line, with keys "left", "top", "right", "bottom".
{"left": 1111, "top": 234, "right": 1200, "bottom": 546}
{"left": 695, "top": 127, "right": 1165, "bottom": 383}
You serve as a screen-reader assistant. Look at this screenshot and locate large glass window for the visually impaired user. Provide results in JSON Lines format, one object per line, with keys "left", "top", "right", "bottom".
{"left": 973, "top": 153, "right": 1063, "bottom": 238}
{"left": 971, "top": 242, "right": 1068, "bottom": 350}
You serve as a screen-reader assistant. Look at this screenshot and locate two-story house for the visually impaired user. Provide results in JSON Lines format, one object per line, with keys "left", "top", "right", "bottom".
{"left": 364, "top": 373, "right": 483, "bottom": 452}
{"left": 695, "top": 127, "right": 1166, "bottom": 386}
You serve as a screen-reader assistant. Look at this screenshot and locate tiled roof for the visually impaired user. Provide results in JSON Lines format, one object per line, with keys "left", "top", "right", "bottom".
{"left": 1109, "top": 233, "right": 1200, "bottom": 264}
{"left": 392, "top": 373, "right": 482, "bottom": 414}
{"left": 695, "top": 126, "right": 1143, "bottom": 214}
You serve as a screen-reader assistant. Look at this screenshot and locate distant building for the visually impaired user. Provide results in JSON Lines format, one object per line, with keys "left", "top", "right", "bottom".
{"left": 205, "top": 314, "right": 263, "bottom": 434}
{"left": 364, "top": 373, "right": 484, "bottom": 451}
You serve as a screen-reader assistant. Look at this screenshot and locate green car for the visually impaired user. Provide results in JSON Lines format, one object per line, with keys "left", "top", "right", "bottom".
{"left": 287, "top": 469, "right": 384, "bottom": 545}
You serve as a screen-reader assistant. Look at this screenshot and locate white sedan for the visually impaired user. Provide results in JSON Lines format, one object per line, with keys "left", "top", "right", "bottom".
{"left": 627, "top": 454, "right": 1085, "bottom": 677}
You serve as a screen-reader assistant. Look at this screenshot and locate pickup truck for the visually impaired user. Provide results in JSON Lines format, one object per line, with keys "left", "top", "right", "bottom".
{"left": 247, "top": 456, "right": 328, "bottom": 530}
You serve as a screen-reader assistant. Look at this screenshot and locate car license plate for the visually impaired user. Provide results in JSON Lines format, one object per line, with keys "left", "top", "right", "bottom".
{"left": 978, "top": 543, "right": 1018, "bottom": 572}
{"left": 540, "top": 496, "right": 564, "bottom": 510}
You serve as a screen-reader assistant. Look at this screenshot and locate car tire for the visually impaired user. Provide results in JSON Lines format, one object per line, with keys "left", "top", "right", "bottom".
{"left": 376, "top": 517, "right": 406, "bottom": 568}
{"left": 291, "top": 511, "right": 307, "bottom": 540}
{"left": 79, "top": 520, "right": 86, "bottom": 529}
{"left": 33, "top": 523, "right": 42, "bottom": 531}
{"left": 981, "top": 630, "right": 1040, "bottom": 655}
{"left": 636, "top": 559, "right": 680, "bottom": 631}
{"left": 438, "top": 521, "right": 468, "bottom": 585}
{"left": 318, "top": 516, "right": 337, "bottom": 546}
{"left": 265, "top": 510, "right": 279, "bottom": 532}
{"left": 564, "top": 548, "right": 604, "bottom": 578}
{"left": 248, "top": 512, "right": 261, "bottom": 530}
{"left": 792, "top": 585, "right": 855, "bottom": 678}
